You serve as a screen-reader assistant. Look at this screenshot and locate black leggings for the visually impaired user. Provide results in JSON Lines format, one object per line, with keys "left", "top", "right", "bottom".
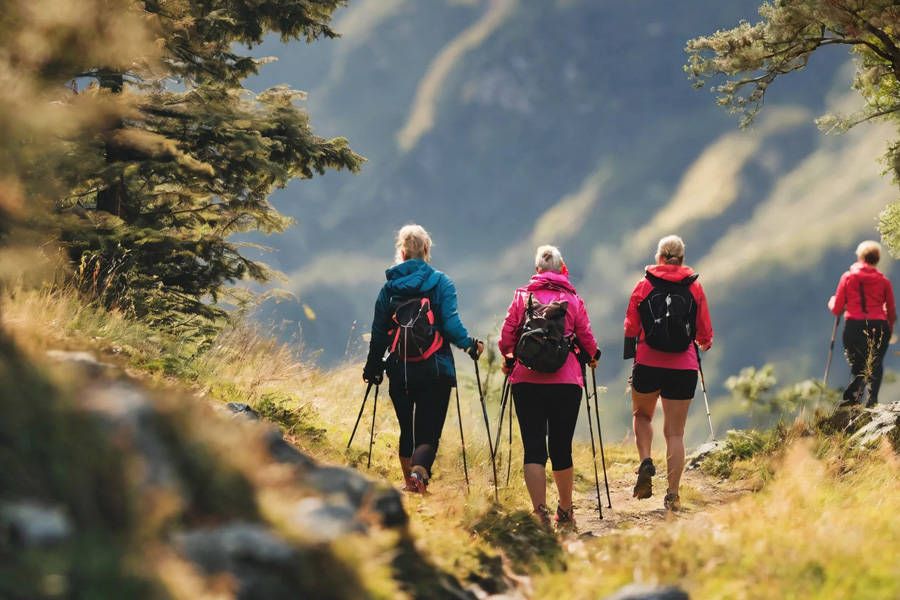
{"left": 511, "top": 383, "right": 581, "bottom": 471}
{"left": 843, "top": 319, "right": 890, "bottom": 404}
{"left": 389, "top": 379, "right": 451, "bottom": 476}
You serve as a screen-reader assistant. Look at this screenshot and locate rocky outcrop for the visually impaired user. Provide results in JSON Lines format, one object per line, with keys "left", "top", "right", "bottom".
{"left": 603, "top": 585, "right": 689, "bottom": 600}
{"left": 849, "top": 402, "right": 900, "bottom": 450}
{"left": 685, "top": 440, "right": 727, "bottom": 470}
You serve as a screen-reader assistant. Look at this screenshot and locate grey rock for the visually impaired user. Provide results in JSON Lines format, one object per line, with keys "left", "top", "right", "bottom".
{"left": 176, "top": 522, "right": 305, "bottom": 600}
{"left": 79, "top": 381, "right": 177, "bottom": 490}
{"left": 368, "top": 485, "right": 407, "bottom": 528}
{"left": 292, "top": 498, "right": 365, "bottom": 541}
{"left": 850, "top": 402, "right": 900, "bottom": 448}
{"left": 226, "top": 402, "right": 260, "bottom": 420}
{"left": 46, "top": 349, "right": 118, "bottom": 377}
{"left": 686, "top": 440, "right": 727, "bottom": 470}
{"left": 307, "top": 466, "right": 373, "bottom": 509}
{"left": 265, "top": 429, "right": 317, "bottom": 469}
{"left": 1, "top": 502, "right": 72, "bottom": 547}
{"left": 603, "top": 584, "right": 689, "bottom": 600}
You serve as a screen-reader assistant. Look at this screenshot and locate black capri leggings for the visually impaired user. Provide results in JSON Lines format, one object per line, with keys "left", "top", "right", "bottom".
{"left": 511, "top": 383, "right": 581, "bottom": 471}
{"left": 843, "top": 319, "right": 890, "bottom": 404}
{"left": 389, "top": 378, "right": 451, "bottom": 476}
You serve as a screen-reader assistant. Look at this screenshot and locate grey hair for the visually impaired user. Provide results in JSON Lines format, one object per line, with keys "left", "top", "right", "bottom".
{"left": 656, "top": 235, "right": 685, "bottom": 266}
{"left": 395, "top": 223, "right": 432, "bottom": 263}
{"left": 535, "top": 245, "right": 564, "bottom": 273}
{"left": 856, "top": 240, "right": 881, "bottom": 265}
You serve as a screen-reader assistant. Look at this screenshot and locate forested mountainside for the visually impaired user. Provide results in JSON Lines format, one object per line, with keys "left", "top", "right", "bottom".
{"left": 243, "top": 0, "right": 897, "bottom": 438}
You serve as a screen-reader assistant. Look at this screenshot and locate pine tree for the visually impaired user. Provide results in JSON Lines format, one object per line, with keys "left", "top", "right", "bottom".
{"left": 686, "top": 1, "right": 900, "bottom": 251}
{"left": 58, "top": 1, "right": 363, "bottom": 336}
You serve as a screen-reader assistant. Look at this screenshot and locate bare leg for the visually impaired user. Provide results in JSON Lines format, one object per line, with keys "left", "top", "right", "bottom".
{"left": 552, "top": 467, "right": 574, "bottom": 511}
{"left": 661, "top": 398, "right": 691, "bottom": 495}
{"left": 523, "top": 463, "right": 547, "bottom": 512}
{"left": 632, "top": 389, "right": 660, "bottom": 464}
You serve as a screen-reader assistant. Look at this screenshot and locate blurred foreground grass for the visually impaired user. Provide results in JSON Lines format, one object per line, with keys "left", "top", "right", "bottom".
{"left": 3, "top": 281, "right": 900, "bottom": 599}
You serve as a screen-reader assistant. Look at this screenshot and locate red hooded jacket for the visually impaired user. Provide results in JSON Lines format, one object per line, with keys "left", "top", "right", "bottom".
{"left": 829, "top": 262, "right": 896, "bottom": 328}
{"left": 624, "top": 264, "right": 713, "bottom": 371}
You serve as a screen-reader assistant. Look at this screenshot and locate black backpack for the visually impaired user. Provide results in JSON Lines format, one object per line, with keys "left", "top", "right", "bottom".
{"left": 388, "top": 296, "right": 444, "bottom": 362}
{"left": 515, "top": 293, "right": 571, "bottom": 372}
{"left": 638, "top": 272, "right": 699, "bottom": 352}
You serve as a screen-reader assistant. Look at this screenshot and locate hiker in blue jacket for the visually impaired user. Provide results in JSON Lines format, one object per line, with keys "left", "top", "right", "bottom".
{"left": 363, "top": 224, "right": 484, "bottom": 493}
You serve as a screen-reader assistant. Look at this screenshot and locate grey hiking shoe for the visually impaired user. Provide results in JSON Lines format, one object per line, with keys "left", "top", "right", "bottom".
{"left": 555, "top": 505, "right": 576, "bottom": 533}
{"left": 532, "top": 504, "right": 552, "bottom": 528}
{"left": 664, "top": 492, "right": 681, "bottom": 511}
{"left": 633, "top": 458, "right": 656, "bottom": 499}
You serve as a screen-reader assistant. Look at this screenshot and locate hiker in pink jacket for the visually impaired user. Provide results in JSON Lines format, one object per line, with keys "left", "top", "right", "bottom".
{"left": 498, "top": 245, "right": 599, "bottom": 530}
{"left": 828, "top": 240, "right": 896, "bottom": 407}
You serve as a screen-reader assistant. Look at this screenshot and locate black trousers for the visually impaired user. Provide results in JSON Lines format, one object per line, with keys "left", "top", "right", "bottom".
{"left": 843, "top": 319, "right": 890, "bottom": 404}
{"left": 511, "top": 383, "right": 581, "bottom": 471}
{"left": 388, "top": 378, "right": 451, "bottom": 475}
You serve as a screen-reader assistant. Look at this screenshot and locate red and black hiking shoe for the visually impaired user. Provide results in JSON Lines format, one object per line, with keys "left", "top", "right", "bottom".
{"left": 407, "top": 467, "right": 428, "bottom": 494}
{"left": 633, "top": 457, "right": 656, "bottom": 500}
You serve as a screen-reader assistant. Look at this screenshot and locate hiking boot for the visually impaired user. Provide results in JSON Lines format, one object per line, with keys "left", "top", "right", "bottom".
{"left": 837, "top": 398, "right": 860, "bottom": 409}
{"left": 407, "top": 466, "right": 428, "bottom": 494}
{"left": 664, "top": 492, "right": 681, "bottom": 512}
{"left": 555, "top": 505, "right": 577, "bottom": 533}
{"left": 633, "top": 458, "right": 656, "bottom": 500}
{"left": 532, "top": 504, "right": 552, "bottom": 528}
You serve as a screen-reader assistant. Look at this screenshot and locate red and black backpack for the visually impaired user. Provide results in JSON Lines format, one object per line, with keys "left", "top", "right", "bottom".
{"left": 388, "top": 296, "right": 444, "bottom": 362}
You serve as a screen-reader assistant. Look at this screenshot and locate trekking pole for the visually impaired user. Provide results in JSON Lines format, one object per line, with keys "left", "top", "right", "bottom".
{"left": 824, "top": 315, "right": 841, "bottom": 386}
{"left": 590, "top": 366, "right": 612, "bottom": 509}
{"left": 492, "top": 374, "right": 510, "bottom": 462}
{"left": 473, "top": 358, "right": 499, "bottom": 500}
{"left": 581, "top": 364, "right": 604, "bottom": 519}
{"left": 695, "top": 344, "right": 716, "bottom": 442}
{"left": 367, "top": 384, "right": 379, "bottom": 469}
{"left": 454, "top": 386, "right": 470, "bottom": 491}
{"left": 348, "top": 382, "right": 373, "bottom": 449}
{"left": 507, "top": 390, "right": 514, "bottom": 487}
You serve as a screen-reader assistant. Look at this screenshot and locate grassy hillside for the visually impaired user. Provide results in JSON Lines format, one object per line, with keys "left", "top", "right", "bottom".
{"left": 4, "top": 281, "right": 900, "bottom": 599}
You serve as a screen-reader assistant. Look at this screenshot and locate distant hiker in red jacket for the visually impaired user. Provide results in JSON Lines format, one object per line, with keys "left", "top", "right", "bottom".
{"left": 624, "top": 235, "right": 713, "bottom": 512}
{"left": 828, "top": 240, "right": 896, "bottom": 408}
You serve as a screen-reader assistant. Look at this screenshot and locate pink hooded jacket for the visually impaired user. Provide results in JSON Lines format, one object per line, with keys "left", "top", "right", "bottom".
{"left": 829, "top": 261, "right": 896, "bottom": 328}
{"left": 498, "top": 271, "right": 598, "bottom": 386}
{"left": 624, "top": 264, "right": 713, "bottom": 371}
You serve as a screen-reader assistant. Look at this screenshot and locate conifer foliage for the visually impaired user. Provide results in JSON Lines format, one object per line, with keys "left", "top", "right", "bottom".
{"left": 59, "top": 0, "right": 363, "bottom": 333}
{"left": 686, "top": 1, "right": 900, "bottom": 252}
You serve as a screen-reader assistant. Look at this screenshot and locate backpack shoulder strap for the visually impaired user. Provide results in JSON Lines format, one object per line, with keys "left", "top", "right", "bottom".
{"left": 859, "top": 278, "right": 868, "bottom": 315}
{"left": 645, "top": 271, "right": 698, "bottom": 287}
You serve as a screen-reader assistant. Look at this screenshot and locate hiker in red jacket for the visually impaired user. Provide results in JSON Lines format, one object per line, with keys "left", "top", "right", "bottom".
{"left": 624, "top": 235, "right": 713, "bottom": 511}
{"left": 828, "top": 240, "right": 896, "bottom": 408}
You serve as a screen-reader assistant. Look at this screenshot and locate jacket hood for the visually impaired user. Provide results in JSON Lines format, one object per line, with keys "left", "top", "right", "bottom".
{"left": 646, "top": 264, "right": 697, "bottom": 282}
{"left": 525, "top": 270, "right": 578, "bottom": 294}
{"left": 384, "top": 259, "right": 442, "bottom": 294}
{"left": 850, "top": 261, "right": 886, "bottom": 283}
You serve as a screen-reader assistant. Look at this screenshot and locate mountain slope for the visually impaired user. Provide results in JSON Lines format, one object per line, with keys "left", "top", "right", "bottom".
{"left": 242, "top": 0, "right": 897, "bottom": 438}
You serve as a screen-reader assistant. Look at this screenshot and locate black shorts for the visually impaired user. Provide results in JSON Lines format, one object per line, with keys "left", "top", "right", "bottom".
{"left": 631, "top": 364, "right": 698, "bottom": 400}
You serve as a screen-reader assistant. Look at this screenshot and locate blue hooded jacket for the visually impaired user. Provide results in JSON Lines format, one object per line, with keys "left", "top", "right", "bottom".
{"left": 367, "top": 259, "right": 473, "bottom": 385}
